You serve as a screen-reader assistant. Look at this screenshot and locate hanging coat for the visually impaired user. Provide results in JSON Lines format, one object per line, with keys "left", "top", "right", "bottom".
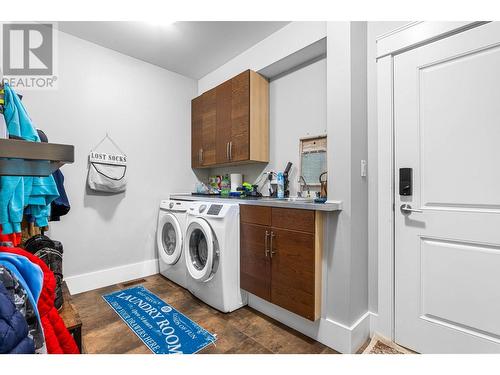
{"left": 50, "top": 169, "right": 70, "bottom": 221}
{"left": 0, "top": 267, "right": 35, "bottom": 354}
{"left": 0, "top": 83, "right": 59, "bottom": 234}
{"left": 0, "top": 253, "right": 46, "bottom": 353}
{"left": 0, "top": 246, "right": 79, "bottom": 354}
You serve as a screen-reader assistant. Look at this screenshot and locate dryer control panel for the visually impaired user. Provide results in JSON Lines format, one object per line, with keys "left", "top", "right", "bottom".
{"left": 187, "top": 201, "right": 239, "bottom": 219}
{"left": 207, "top": 204, "right": 223, "bottom": 216}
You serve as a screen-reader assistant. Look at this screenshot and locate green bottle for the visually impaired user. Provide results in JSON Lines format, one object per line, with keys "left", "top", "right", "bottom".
{"left": 221, "top": 174, "right": 231, "bottom": 197}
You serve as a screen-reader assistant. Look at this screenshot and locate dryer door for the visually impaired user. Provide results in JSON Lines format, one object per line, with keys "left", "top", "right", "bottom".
{"left": 157, "top": 213, "right": 183, "bottom": 265}
{"left": 185, "top": 218, "right": 218, "bottom": 282}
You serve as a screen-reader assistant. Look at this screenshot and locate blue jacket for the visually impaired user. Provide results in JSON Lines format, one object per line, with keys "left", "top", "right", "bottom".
{"left": 50, "top": 169, "right": 70, "bottom": 221}
{"left": 0, "top": 252, "right": 43, "bottom": 312}
{"left": 0, "top": 83, "right": 59, "bottom": 234}
{"left": 0, "top": 270, "right": 35, "bottom": 354}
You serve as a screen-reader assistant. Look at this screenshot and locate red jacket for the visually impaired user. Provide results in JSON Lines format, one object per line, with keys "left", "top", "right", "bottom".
{"left": 0, "top": 246, "right": 79, "bottom": 354}
{"left": 0, "top": 225, "right": 21, "bottom": 246}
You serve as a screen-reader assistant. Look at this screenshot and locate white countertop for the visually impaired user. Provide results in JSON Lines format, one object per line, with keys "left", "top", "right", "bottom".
{"left": 170, "top": 194, "right": 342, "bottom": 212}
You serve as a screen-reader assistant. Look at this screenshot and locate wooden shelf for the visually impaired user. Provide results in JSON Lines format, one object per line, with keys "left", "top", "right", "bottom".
{"left": 60, "top": 282, "right": 83, "bottom": 353}
{"left": 0, "top": 138, "right": 74, "bottom": 176}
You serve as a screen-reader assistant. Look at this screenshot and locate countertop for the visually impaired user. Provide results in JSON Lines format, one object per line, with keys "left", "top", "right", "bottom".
{"left": 170, "top": 194, "right": 342, "bottom": 212}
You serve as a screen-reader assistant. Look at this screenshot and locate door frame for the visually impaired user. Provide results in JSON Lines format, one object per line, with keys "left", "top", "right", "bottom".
{"left": 375, "top": 21, "right": 489, "bottom": 341}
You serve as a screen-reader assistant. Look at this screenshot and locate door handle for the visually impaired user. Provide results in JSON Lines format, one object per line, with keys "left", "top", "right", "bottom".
{"left": 400, "top": 204, "right": 423, "bottom": 215}
{"left": 264, "top": 230, "right": 270, "bottom": 257}
{"left": 270, "top": 231, "right": 276, "bottom": 258}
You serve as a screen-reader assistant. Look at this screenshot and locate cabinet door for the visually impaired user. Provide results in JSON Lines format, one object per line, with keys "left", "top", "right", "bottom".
{"left": 230, "top": 71, "right": 250, "bottom": 162}
{"left": 191, "top": 96, "right": 203, "bottom": 168}
{"left": 240, "top": 222, "right": 271, "bottom": 301}
{"left": 216, "top": 80, "right": 232, "bottom": 164}
{"left": 201, "top": 88, "right": 217, "bottom": 166}
{"left": 270, "top": 228, "right": 317, "bottom": 320}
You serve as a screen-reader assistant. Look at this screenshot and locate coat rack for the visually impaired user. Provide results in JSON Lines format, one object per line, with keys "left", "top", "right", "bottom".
{"left": 0, "top": 68, "right": 75, "bottom": 177}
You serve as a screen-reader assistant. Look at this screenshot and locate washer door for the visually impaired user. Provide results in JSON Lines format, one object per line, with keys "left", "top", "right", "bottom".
{"left": 157, "top": 213, "right": 183, "bottom": 265}
{"left": 185, "top": 218, "right": 217, "bottom": 282}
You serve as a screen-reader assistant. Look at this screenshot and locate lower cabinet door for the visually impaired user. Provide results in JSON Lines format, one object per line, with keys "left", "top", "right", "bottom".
{"left": 240, "top": 222, "right": 271, "bottom": 301}
{"left": 270, "top": 228, "right": 317, "bottom": 320}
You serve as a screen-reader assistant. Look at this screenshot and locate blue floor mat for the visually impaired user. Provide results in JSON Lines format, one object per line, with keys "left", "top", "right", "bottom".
{"left": 103, "top": 285, "right": 216, "bottom": 354}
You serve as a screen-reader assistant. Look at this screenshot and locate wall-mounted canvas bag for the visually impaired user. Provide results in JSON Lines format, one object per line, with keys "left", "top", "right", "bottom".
{"left": 87, "top": 133, "right": 127, "bottom": 193}
{"left": 87, "top": 151, "right": 127, "bottom": 193}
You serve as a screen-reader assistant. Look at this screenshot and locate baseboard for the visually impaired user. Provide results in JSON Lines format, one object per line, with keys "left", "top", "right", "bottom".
{"left": 248, "top": 294, "right": 372, "bottom": 353}
{"left": 65, "top": 259, "right": 159, "bottom": 295}
{"left": 369, "top": 312, "right": 379, "bottom": 336}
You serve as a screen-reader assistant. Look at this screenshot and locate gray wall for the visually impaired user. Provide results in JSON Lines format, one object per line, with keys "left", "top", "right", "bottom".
{"left": 326, "top": 21, "right": 368, "bottom": 326}
{"left": 21, "top": 30, "right": 198, "bottom": 287}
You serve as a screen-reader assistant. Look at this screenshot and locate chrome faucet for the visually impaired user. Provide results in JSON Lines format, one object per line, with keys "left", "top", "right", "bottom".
{"left": 298, "top": 175, "right": 311, "bottom": 197}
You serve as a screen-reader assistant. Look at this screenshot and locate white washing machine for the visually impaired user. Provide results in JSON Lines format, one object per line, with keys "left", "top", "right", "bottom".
{"left": 184, "top": 201, "right": 247, "bottom": 312}
{"left": 156, "top": 200, "right": 189, "bottom": 288}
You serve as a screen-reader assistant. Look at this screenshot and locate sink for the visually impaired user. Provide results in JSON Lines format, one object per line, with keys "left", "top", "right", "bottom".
{"left": 276, "top": 196, "right": 315, "bottom": 203}
{"left": 259, "top": 196, "right": 315, "bottom": 203}
{"left": 287, "top": 197, "right": 315, "bottom": 202}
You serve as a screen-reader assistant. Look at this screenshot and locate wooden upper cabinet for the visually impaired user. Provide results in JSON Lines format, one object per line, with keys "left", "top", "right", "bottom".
{"left": 191, "top": 96, "right": 203, "bottom": 168}
{"left": 201, "top": 88, "right": 217, "bottom": 166}
{"left": 230, "top": 71, "right": 250, "bottom": 162}
{"left": 191, "top": 70, "right": 269, "bottom": 168}
{"left": 216, "top": 80, "right": 232, "bottom": 164}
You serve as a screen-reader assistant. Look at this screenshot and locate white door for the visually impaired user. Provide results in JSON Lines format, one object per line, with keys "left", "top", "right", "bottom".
{"left": 394, "top": 22, "right": 500, "bottom": 353}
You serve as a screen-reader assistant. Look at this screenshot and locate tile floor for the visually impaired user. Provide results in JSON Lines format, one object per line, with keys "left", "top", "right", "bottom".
{"left": 71, "top": 274, "right": 340, "bottom": 354}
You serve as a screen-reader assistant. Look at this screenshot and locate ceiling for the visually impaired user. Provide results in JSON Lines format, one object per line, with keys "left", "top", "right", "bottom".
{"left": 57, "top": 21, "right": 290, "bottom": 79}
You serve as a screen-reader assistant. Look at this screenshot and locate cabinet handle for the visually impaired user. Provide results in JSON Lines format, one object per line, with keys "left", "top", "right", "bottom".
{"left": 270, "top": 231, "right": 276, "bottom": 258}
{"left": 229, "top": 141, "right": 233, "bottom": 160}
{"left": 264, "top": 230, "right": 270, "bottom": 257}
{"left": 226, "top": 142, "right": 230, "bottom": 160}
{"left": 200, "top": 148, "right": 203, "bottom": 163}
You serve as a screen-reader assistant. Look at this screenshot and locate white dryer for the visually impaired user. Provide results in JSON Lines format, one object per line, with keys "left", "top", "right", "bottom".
{"left": 184, "top": 201, "right": 247, "bottom": 312}
{"left": 156, "top": 200, "right": 189, "bottom": 288}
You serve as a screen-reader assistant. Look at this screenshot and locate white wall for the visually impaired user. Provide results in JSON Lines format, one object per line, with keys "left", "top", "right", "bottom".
{"left": 209, "top": 58, "right": 327, "bottom": 195}
{"left": 198, "top": 21, "right": 327, "bottom": 93}
{"left": 366, "top": 21, "right": 409, "bottom": 316}
{"left": 20, "top": 30, "right": 198, "bottom": 294}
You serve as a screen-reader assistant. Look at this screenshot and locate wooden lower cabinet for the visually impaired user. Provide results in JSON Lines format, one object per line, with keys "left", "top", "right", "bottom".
{"left": 240, "top": 205, "right": 323, "bottom": 321}
{"left": 240, "top": 222, "right": 271, "bottom": 301}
